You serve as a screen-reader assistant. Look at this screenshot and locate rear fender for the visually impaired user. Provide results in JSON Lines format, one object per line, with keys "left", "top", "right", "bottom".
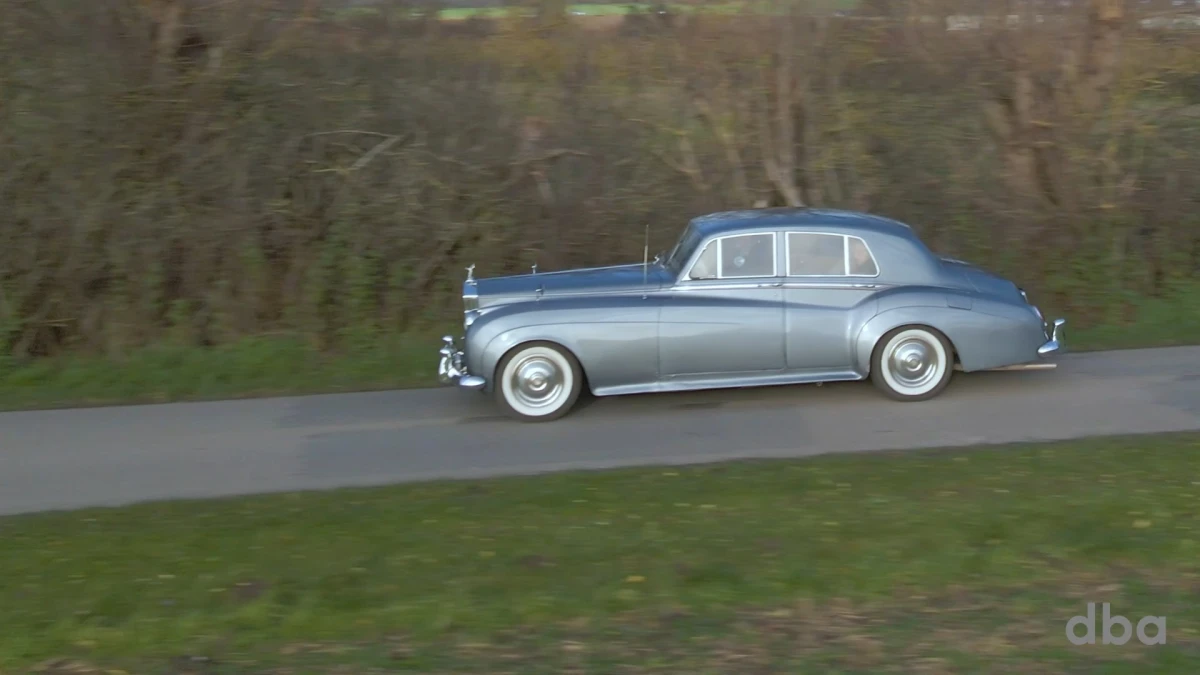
{"left": 855, "top": 302, "right": 1044, "bottom": 373}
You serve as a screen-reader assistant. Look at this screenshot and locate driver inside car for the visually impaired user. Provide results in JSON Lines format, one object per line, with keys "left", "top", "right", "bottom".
{"left": 723, "top": 235, "right": 773, "bottom": 276}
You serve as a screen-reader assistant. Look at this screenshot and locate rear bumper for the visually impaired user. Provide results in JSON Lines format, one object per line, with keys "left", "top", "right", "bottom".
{"left": 1037, "top": 318, "right": 1066, "bottom": 357}
{"left": 437, "top": 335, "right": 486, "bottom": 390}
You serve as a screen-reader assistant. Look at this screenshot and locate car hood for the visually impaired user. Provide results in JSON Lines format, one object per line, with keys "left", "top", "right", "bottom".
{"left": 939, "top": 257, "right": 1021, "bottom": 300}
{"left": 474, "top": 263, "right": 671, "bottom": 304}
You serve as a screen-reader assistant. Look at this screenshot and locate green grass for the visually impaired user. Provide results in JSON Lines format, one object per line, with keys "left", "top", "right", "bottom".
{"left": 2, "top": 433, "right": 1199, "bottom": 672}
{"left": 1069, "top": 285, "right": 1200, "bottom": 351}
{"left": 0, "top": 284, "right": 1196, "bottom": 412}
{"left": 0, "top": 332, "right": 445, "bottom": 411}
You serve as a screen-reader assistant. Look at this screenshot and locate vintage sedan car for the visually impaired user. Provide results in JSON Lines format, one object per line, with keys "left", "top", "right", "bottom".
{"left": 437, "top": 208, "right": 1066, "bottom": 421}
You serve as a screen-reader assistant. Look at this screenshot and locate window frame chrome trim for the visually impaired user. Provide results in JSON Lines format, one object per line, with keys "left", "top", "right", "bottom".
{"left": 682, "top": 231, "right": 780, "bottom": 282}
{"left": 783, "top": 231, "right": 881, "bottom": 279}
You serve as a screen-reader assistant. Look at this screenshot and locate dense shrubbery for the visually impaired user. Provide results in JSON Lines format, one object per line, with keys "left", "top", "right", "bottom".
{"left": 1, "top": 0, "right": 1197, "bottom": 359}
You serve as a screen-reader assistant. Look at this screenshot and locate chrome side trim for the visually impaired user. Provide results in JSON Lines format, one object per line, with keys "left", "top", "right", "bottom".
{"left": 671, "top": 280, "right": 889, "bottom": 292}
{"left": 779, "top": 281, "right": 888, "bottom": 291}
{"left": 673, "top": 281, "right": 782, "bottom": 292}
{"left": 591, "top": 368, "right": 864, "bottom": 397}
{"left": 438, "top": 335, "right": 485, "bottom": 390}
{"left": 984, "top": 363, "right": 1059, "bottom": 372}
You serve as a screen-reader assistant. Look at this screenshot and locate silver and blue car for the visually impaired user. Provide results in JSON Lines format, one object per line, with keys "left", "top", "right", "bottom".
{"left": 438, "top": 208, "right": 1066, "bottom": 421}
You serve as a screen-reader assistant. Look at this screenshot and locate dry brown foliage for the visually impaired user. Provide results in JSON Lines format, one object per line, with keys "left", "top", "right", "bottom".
{"left": 1, "top": 0, "right": 1197, "bottom": 357}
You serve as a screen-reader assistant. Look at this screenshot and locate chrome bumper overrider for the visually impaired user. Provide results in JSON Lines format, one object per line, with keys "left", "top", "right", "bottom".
{"left": 1037, "top": 318, "right": 1066, "bottom": 357}
{"left": 438, "top": 335, "right": 485, "bottom": 390}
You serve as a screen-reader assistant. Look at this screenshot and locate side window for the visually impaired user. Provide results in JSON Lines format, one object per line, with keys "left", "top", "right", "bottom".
{"left": 847, "top": 236, "right": 879, "bottom": 276}
{"left": 687, "top": 233, "right": 776, "bottom": 280}
{"left": 787, "top": 232, "right": 846, "bottom": 276}
{"left": 719, "top": 233, "right": 776, "bottom": 278}
{"left": 688, "top": 241, "right": 718, "bottom": 280}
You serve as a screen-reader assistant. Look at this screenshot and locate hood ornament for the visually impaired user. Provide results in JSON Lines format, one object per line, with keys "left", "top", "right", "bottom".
{"left": 465, "top": 264, "right": 475, "bottom": 283}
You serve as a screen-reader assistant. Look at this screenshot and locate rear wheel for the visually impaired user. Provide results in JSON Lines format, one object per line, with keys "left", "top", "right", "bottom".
{"left": 494, "top": 341, "right": 583, "bottom": 422}
{"left": 870, "top": 326, "right": 953, "bottom": 401}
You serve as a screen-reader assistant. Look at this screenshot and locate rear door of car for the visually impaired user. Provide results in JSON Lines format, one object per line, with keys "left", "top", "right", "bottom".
{"left": 782, "top": 231, "right": 882, "bottom": 372}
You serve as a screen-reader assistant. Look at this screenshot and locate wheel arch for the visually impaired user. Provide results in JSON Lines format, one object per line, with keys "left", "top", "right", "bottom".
{"left": 867, "top": 322, "right": 959, "bottom": 376}
{"left": 486, "top": 334, "right": 592, "bottom": 394}
{"left": 492, "top": 336, "right": 590, "bottom": 389}
{"left": 855, "top": 309, "right": 964, "bottom": 376}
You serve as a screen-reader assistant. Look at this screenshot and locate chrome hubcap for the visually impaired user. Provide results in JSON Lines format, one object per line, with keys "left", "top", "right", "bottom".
{"left": 888, "top": 338, "right": 939, "bottom": 390}
{"left": 509, "top": 357, "right": 563, "bottom": 409}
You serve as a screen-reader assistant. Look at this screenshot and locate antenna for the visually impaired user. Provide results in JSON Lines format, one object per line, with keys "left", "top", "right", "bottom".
{"left": 642, "top": 223, "right": 650, "bottom": 299}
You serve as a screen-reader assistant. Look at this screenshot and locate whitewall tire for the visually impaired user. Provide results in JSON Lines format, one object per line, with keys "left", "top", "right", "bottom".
{"left": 495, "top": 341, "right": 583, "bottom": 422}
{"left": 870, "top": 326, "right": 954, "bottom": 402}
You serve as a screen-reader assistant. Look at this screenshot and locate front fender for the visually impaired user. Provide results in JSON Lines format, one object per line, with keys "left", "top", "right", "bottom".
{"left": 466, "top": 295, "right": 662, "bottom": 393}
{"left": 855, "top": 301, "right": 1045, "bottom": 373}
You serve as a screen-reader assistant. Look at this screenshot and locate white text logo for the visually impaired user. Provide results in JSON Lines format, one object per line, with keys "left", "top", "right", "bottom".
{"left": 1066, "top": 603, "right": 1166, "bottom": 646}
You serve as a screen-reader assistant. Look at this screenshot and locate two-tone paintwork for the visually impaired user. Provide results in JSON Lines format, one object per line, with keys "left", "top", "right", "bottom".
{"left": 440, "top": 207, "right": 1064, "bottom": 398}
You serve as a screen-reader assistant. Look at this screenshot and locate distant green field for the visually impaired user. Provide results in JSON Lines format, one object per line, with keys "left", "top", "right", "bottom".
{"left": 336, "top": 0, "right": 860, "bottom": 21}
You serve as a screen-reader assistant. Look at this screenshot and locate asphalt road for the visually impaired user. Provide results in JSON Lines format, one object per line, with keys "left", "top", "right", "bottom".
{"left": 2, "top": 345, "right": 1198, "bottom": 517}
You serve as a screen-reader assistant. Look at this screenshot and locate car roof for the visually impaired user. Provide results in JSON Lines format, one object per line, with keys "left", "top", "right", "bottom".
{"left": 688, "top": 207, "right": 915, "bottom": 240}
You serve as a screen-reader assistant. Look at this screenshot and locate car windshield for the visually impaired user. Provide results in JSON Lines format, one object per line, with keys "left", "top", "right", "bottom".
{"left": 663, "top": 223, "right": 702, "bottom": 275}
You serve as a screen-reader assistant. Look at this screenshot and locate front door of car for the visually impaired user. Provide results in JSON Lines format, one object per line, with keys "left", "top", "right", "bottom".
{"left": 658, "top": 231, "right": 786, "bottom": 378}
{"left": 782, "top": 232, "right": 883, "bottom": 372}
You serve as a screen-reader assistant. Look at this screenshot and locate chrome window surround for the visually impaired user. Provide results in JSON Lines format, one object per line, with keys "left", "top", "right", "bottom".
{"left": 685, "top": 232, "right": 779, "bottom": 281}
{"left": 784, "top": 232, "right": 881, "bottom": 278}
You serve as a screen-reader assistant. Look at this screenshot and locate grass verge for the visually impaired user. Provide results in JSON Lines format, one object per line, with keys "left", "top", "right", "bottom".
{"left": 2, "top": 433, "right": 1199, "bottom": 673}
{"left": 0, "top": 333, "right": 442, "bottom": 412}
{"left": 0, "top": 285, "right": 1197, "bottom": 412}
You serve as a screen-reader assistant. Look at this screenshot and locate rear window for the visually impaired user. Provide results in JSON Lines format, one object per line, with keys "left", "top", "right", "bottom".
{"left": 785, "top": 232, "right": 879, "bottom": 277}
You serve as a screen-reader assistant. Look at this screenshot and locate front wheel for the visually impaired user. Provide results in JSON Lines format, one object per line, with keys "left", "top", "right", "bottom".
{"left": 870, "top": 326, "right": 954, "bottom": 402}
{"left": 495, "top": 341, "right": 583, "bottom": 422}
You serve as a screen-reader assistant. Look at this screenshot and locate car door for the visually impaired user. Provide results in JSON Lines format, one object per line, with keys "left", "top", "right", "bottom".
{"left": 658, "top": 231, "right": 786, "bottom": 378}
{"left": 782, "top": 232, "right": 882, "bottom": 372}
